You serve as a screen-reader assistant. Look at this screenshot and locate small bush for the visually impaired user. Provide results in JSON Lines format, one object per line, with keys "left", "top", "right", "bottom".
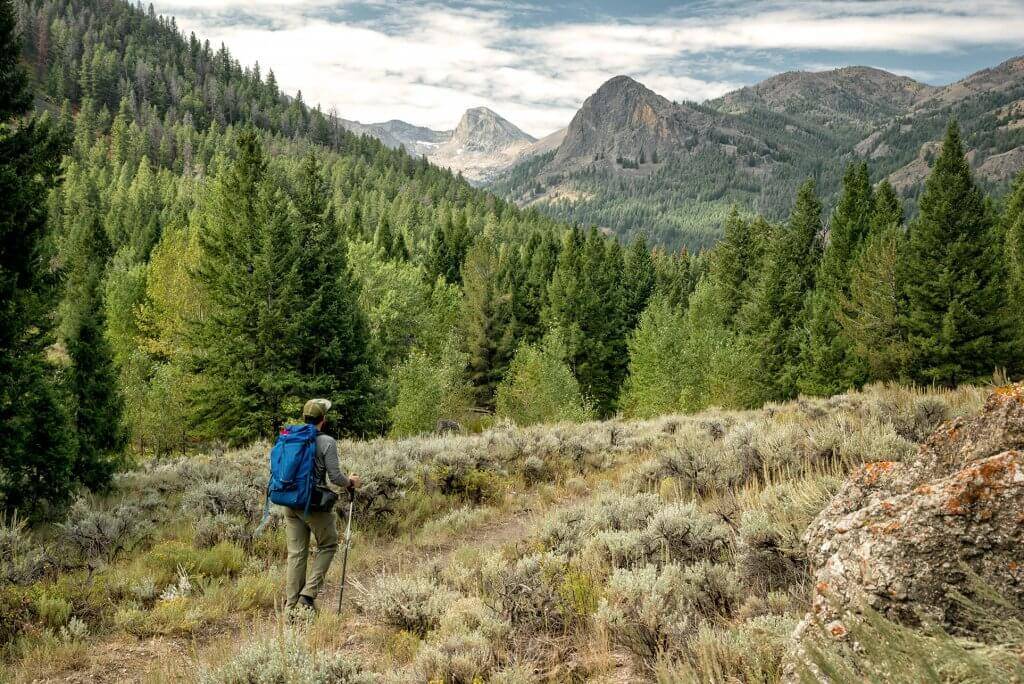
{"left": 200, "top": 631, "right": 375, "bottom": 683}
{"left": 641, "top": 502, "right": 732, "bottom": 566}
{"left": 362, "top": 575, "right": 455, "bottom": 636}
{"left": 735, "top": 510, "right": 806, "bottom": 592}
{"left": 597, "top": 564, "right": 694, "bottom": 663}
{"left": 58, "top": 499, "right": 152, "bottom": 567}
{"left": 597, "top": 562, "right": 741, "bottom": 665}
{"left": 194, "top": 514, "right": 251, "bottom": 549}
{"left": 34, "top": 594, "right": 72, "bottom": 629}
{"left": 0, "top": 516, "right": 50, "bottom": 584}
{"left": 482, "top": 553, "right": 569, "bottom": 633}
{"left": 413, "top": 631, "right": 494, "bottom": 683}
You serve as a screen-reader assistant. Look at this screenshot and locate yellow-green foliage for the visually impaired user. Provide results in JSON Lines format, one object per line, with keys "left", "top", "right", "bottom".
{"left": 141, "top": 541, "right": 245, "bottom": 585}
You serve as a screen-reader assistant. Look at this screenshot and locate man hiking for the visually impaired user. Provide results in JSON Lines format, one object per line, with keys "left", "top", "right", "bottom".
{"left": 282, "top": 398, "right": 360, "bottom": 613}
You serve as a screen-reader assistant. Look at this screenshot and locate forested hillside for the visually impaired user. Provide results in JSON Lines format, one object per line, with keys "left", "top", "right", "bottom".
{"left": 4, "top": 0, "right": 1024, "bottom": 526}
{"left": 3, "top": 0, "right": 693, "bottom": 518}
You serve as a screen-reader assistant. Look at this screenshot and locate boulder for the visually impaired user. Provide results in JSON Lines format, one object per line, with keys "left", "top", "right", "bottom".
{"left": 799, "top": 384, "right": 1024, "bottom": 638}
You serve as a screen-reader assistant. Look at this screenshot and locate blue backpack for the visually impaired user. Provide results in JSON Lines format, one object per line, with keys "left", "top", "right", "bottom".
{"left": 268, "top": 423, "right": 319, "bottom": 514}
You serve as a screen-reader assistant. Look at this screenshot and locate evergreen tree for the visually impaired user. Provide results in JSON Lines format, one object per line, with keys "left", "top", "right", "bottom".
{"left": 461, "top": 223, "right": 516, "bottom": 410}
{"left": 706, "top": 207, "right": 754, "bottom": 325}
{"left": 0, "top": 0, "right": 77, "bottom": 517}
{"left": 797, "top": 163, "right": 874, "bottom": 395}
{"left": 900, "top": 121, "right": 1008, "bottom": 385}
{"left": 59, "top": 186, "right": 126, "bottom": 484}
{"left": 738, "top": 179, "right": 823, "bottom": 402}
{"left": 191, "top": 131, "right": 379, "bottom": 440}
{"left": 1003, "top": 170, "right": 1024, "bottom": 372}
{"left": 544, "top": 228, "right": 628, "bottom": 416}
{"left": 870, "top": 179, "right": 903, "bottom": 235}
{"left": 839, "top": 224, "right": 909, "bottom": 381}
{"left": 291, "top": 153, "right": 383, "bottom": 435}
{"left": 622, "top": 234, "right": 656, "bottom": 331}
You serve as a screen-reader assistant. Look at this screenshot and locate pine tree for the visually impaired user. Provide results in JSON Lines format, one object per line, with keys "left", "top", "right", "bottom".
{"left": 900, "top": 121, "right": 1008, "bottom": 385}
{"left": 189, "top": 131, "right": 299, "bottom": 440}
{"left": 0, "top": 0, "right": 77, "bottom": 517}
{"left": 622, "top": 234, "right": 656, "bottom": 331}
{"left": 461, "top": 223, "right": 516, "bottom": 410}
{"left": 1003, "top": 170, "right": 1024, "bottom": 372}
{"left": 738, "top": 179, "right": 823, "bottom": 402}
{"left": 839, "top": 224, "right": 909, "bottom": 381}
{"left": 544, "top": 228, "right": 628, "bottom": 416}
{"left": 798, "top": 163, "right": 874, "bottom": 395}
{"left": 870, "top": 179, "right": 903, "bottom": 234}
{"left": 707, "top": 207, "right": 754, "bottom": 325}
{"left": 290, "top": 153, "right": 383, "bottom": 435}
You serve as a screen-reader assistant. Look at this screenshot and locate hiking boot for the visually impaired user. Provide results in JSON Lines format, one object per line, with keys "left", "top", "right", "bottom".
{"left": 298, "top": 595, "right": 317, "bottom": 613}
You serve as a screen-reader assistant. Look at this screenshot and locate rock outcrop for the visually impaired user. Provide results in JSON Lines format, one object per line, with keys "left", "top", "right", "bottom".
{"left": 798, "top": 384, "right": 1024, "bottom": 640}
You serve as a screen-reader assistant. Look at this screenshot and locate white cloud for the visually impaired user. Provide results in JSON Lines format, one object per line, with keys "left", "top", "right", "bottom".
{"left": 154, "top": 0, "right": 1024, "bottom": 137}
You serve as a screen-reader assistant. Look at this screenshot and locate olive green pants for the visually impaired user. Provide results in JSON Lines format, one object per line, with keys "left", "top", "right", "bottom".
{"left": 282, "top": 507, "right": 339, "bottom": 607}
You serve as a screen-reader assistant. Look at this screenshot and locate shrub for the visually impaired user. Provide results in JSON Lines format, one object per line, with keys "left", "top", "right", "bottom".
{"left": 482, "top": 553, "right": 569, "bottom": 633}
{"left": 35, "top": 594, "right": 72, "bottom": 629}
{"left": 537, "top": 494, "right": 660, "bottom": 556}
{"left": 631, "top": 433, "right": 742, "bottom": 496}
{"left": 362, "top": 575, "right": 455, "bottom": 636}
{"left": 641, "top": 502, "right": 732, "bottom": 567}
{"left": 232, "top": 572, "right": 278, "bottom": 611}
{"left": 58, "top": 499, "right": 152, "bottom": 567}
{"left": 0, "top": 515, "right": 50, "bottom": 584}
{"left": 413, "top": 631, "right": 494, "bottom": 683}
{"left": 660, "top": 615, "right": 797, "bottom": 683}
{"left": 194, "top": 514, "right": 251, "bottom": 549}
{"left": 430, "top": 452, "right": 502, "bottom": 505}
{"left": 200, "top": 631, "right": 375, "bottom": 683}
{"left": 735, "top": 510, "right": 807, "bottom": 592}
{"left": 181, "top": 478, "right": 258, "bottom": 521}
{"left": 597, "top": 562, "right": 741, "bottom": 665}
{"left": 596, "top": 564, "right": 694, "bottom": 663}
{"left": 495, "top": 330, "right": 594, "bottom": 427}
{"left": 521, "top": 456, "right": 551, "bottom": 486}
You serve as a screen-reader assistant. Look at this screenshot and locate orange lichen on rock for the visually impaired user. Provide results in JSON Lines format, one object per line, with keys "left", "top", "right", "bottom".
{"left": 941, "top": 451, "right": 1021, "bottom": 515}
{"left": 858, "top": 461, "right": 898, "bottom": 486}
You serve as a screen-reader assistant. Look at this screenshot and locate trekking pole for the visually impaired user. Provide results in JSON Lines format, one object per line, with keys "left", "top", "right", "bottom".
{"left": 336, "top": 487, "right": 355, "bottom": 615}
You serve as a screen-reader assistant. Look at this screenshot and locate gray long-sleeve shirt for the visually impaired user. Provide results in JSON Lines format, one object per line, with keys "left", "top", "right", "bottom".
{"left": 314, "top": 433, "right": 352, "bottom": 489}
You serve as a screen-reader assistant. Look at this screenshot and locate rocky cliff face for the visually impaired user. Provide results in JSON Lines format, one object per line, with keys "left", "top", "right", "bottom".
{"left": 795, "top": 383, "right": 1024, "bottom": 650}
{"left": 428, "top": 107, "right": 539, "bottom": 183}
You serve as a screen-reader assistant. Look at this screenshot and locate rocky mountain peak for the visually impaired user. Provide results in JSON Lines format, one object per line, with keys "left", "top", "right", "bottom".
{"left": 449, "top": 106, "right": 535, "bottom": 153}
{"left": 550, "top": 75, "right": 709, "bottom": 172}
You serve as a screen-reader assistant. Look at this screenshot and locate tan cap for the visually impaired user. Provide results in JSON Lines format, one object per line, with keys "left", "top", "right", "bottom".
{"left": 302, "top": 398, "right": 332, "bottom": 420}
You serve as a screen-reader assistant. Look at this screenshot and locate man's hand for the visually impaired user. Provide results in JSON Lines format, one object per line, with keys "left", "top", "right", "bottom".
{"left": 348, "top": 474, "right": 361, "bottom": 490}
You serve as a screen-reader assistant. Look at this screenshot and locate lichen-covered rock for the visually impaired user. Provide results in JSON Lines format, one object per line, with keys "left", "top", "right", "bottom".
{"left": 798, "top": 384, "right": 1024, "bottom": 643}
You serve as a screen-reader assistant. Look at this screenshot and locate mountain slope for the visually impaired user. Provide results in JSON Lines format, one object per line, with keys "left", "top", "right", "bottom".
{"left": 339, "top": 118, "right": 450, "bottom": 156}
{"left": 491, "top": 59, "right": 1024, "bottom": 250}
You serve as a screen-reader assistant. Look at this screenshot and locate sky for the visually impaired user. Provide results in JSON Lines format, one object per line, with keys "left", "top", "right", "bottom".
{"left": 154, "top": 0, "right": 1024, "bottom": 137}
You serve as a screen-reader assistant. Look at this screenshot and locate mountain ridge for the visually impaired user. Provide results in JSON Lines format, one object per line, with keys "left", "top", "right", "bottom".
{"left": 490, "top": 57, "right": 1024, "bottom": 249}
